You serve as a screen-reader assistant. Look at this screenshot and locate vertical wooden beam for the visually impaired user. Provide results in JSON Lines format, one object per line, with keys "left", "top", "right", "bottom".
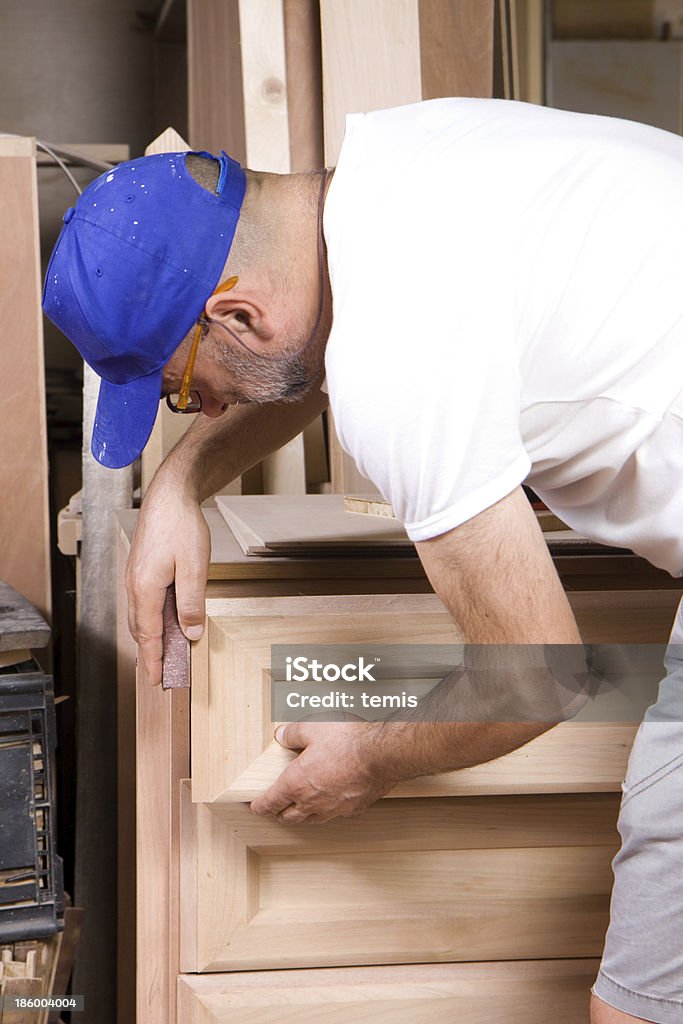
{"left": 513, "top": 0, "right": 545, "bottom": 105}
{"left": 135, "top": 663, "right": 189, "bottom": 1024}
{"left": 320, "top": 0, "right": 496, "bottom": 494}
{"left": 187, "top": 0, "right": 246, "bottom": 161}
{"left": 320, "top": 0, "right": 423, "bottom": 165}
{"left": 0, "top": 137, "right": 51, "bottom": 620}
{"left": 238, "top": 0, "right": 308, "bottom": 493}
{"left": 284, "top": 0, "right": 324, "bottom": 171}
{"left": 419, "top": 0, "right": 496, "bottom": 99}
{"left": 116, "top": 530, "right": 137, "bottom": 1024}
{"left": 75, "top": 366, "right": 133, "bottom": 1024}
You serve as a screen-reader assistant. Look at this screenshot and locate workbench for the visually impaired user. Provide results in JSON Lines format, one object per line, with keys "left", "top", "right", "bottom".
{"left": 116, "top": 508, "right": 682, "bottom": 1024}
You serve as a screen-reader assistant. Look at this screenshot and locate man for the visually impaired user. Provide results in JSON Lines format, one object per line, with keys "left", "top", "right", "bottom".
{"left": 44, "top": 98, "right": 683, "bottom": 1023}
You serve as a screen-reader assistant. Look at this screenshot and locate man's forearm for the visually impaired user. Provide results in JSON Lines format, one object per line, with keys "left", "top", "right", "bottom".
{"left": 361, "top": 719, "right": 551, "bottom": 786}
{"left": 159, "top": 383, "right": 329, "bottom": 501}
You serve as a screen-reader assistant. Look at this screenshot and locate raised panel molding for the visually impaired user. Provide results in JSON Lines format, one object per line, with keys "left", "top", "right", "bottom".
{"left": 180, "top": 784, "right": 618, "bottom": 973}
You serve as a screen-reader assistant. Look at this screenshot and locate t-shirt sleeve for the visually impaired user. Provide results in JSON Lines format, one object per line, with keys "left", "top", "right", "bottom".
{"left": 327, "top": 306, "right": 531, "bottom": 542}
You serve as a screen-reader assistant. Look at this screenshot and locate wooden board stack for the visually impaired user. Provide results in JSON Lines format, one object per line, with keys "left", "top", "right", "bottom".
{"left": 215, "top": 495, "right": 411, "bottom": 555}
{"left": 0, "top": 939, "right": 61, "bottom": 1024}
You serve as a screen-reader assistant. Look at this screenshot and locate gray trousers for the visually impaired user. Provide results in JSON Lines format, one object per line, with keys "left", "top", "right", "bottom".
{"left": 593, "top": 598, "right": 683, "bottom": 1022}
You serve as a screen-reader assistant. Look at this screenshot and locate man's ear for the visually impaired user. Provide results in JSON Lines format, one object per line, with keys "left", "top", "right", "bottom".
{"left": 205, "top": 284, "right": 275, "bottom": 350}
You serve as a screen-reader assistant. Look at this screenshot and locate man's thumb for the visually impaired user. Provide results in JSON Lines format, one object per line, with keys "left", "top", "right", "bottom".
{"left": 274, "top": 723, "right": 305, "bottom": 750}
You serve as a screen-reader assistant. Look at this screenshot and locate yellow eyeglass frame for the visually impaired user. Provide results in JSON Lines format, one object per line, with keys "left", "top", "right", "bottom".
{"left": 168, "top": 274, "right": 239, "bottom": 413}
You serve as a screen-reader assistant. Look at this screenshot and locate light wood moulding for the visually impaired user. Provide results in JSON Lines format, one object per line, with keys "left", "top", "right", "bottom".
{"left": 191, "top": 593, "right": 463, "bottom": 803}
{"left": 0, "top": 137, "right": 51, "bottom": 619}
{"left": 191, "top": 589, "right": 679, "bottom": 804}
{"left": 180, "top": 783, "right": 618, "bottom": 972}
{"left": 178, "top": 958, "right": 598, "bottom": 1023}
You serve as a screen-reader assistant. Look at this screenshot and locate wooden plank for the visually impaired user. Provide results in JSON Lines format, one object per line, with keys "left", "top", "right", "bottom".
{"left": 0, "top": 583, "right": 50, "bottom": 652}
{"left": 187, "top": 0, "right": 246, "bottom": 161}
{"left": 119, "top": 508, "right": 427, "bottom": 580}
{"left": 181, "top": 791, "right": 617, "bottom": 971}
{"left": 123, "top": 494, "right": 190, "bottom": 1024}
{"left": 136, "top": 672, "right": 189, "bottom": 1024}
{"left": 344, "top": 495, "right": 396, "bottom": 518}
{"left": 116, "top": 533, "right": 137, "bottom": 1024}
{"left": 320, "top": 0, "right": 423, "bottom": 165}
{"left": 320, "top": 0, "right": 497, "bottom": 494}
{"left": 319, "top": 0, "right": 420, "bottom": 495}
{"left": 0, "top": 141, "right": 51, "bottom": 620}
{"left": 513, "top": 0, "right": 545, "bottom": 104}
{"left": 283, "top": 0, "right": 324, "bottom": 171}
{"left": 178, "top": 959, "right": 597, "bottom": 1023}
{"left": 191, "top": 586, "right": 676, "bottom": 804}
{"left": 238, "top": 0, "right": 291, "bottom": 172}
{"left": 118, "top": 507, "right": 683, "bottom": 589}
{"left": 419, "top": 0, "right": 496, "bottom": 99}
{"left": 239, "top": 0, "right": 307, "bottom": 493}
{"left": 212, "top": 720, "right": 639, "bottom": 803}
{"left": 215, "top": 494, "right": 411, "bottom": 553}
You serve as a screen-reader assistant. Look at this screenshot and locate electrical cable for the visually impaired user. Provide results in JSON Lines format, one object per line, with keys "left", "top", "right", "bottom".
{"left": 35, "top": 140, "right": 82, "bottom": 196}
{"left": 0, "top": 132, "right": 117, "bottom": 197}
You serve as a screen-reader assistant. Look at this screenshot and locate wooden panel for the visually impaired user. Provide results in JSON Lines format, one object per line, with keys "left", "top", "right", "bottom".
{"left": 116, "top": 533, "right": 137, "bottom": 1024}
{"left": 215, "top": 494, "right": 410, "bottom": 553}
{"left": 191, "top": 594, "right": 463, "bottom": 802}
{"left": 181, "top": 786, "right": 618, "bottom": 971}
{"left": 320, "top": 0, "right": 497, "bottom": 494}
{"left": 320, "top": 0, "right": 423, "bottom": 165}
{"left": 239, "top": 0, "right": 290, "bottom": 172}
{"left": 187, "top": 0, "right": 246, "bottom": 160}
{"left": 419, "top": 0, "right": 495, "bottom": 99}
{"left": 0, "top": 138, "right": 51, "bottom": 619}
{"left": 320, "top": 0, "right": 420, "bottom": 493}
{"left": 192, "top": 587, "right": 678, "bottom": 804}
{"left": 283, "top": 0, "right": 324, "bottom": 171}
{"left": 513, "top": 0, "right": 545, "bottom": 104}
{"left": 209, "top": 720, "right": 639, "bottom": 803}
{"left": 178, "top": 959, "right": 597, "bottom": 1023}
{"left": 136, "top": 562, "right": 190, "bottom": 1024}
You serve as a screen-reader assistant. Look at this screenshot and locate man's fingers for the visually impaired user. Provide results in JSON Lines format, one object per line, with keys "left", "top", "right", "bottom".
{"left": 251, "top": 771, "right": 297, "bottom": 816}
{"left": 125, "top": 577, "right": 167, "bottom": 686}
{"left": 138, "top": 641, "right": 163, "bottom": 687}
{"left": 277, "top": 805, "right": 312, "bottom": 824}
{"left": 175, "top": 557, "right": 208, "bottom": 641}
{"left": 174, "top": 514, "right": 211, "bottom": 640}
{"left": 274, "top": 722, "right": 308, "bottom": 751}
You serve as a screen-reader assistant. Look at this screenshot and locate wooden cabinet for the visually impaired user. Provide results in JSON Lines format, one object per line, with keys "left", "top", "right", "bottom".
{"left": 178, "top": 960, "right": 598, "bottom": 1022}
{"left": 117, "top": 509, "right": 683, "bottom": 1024}
{"left": 181, "top": 786, "right": 618, "bottom": 973}
{"left": 191, "top": 593, "right": 463, "bottom": 804}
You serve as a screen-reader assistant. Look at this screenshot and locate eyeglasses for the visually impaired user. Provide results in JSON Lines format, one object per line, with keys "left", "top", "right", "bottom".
{"left": 166, "top": 275, "right": 239, "bottom": 414}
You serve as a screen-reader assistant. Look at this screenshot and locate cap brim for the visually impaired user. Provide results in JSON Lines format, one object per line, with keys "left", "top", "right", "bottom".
{"left": 91, "top": 370, "right": 162, "bottom": 468}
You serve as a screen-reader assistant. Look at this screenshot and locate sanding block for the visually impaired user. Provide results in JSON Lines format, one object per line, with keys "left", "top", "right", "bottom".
{"left": 161, "top": 584, "right": 190, "bottom": 690}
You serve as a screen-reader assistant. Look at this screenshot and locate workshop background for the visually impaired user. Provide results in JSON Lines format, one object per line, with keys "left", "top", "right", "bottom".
{"left": 2, "top": 2, "right": 683, "bottom": 1023}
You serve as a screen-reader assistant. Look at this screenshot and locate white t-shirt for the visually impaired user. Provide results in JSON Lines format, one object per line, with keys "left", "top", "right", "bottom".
{"left": 323, "top": 99, "right": 683, "bottom": 577}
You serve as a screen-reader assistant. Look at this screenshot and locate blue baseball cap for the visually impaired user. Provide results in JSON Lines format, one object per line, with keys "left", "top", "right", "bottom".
{"left": 42, "top": 149, "right": 246, "bottom": 468}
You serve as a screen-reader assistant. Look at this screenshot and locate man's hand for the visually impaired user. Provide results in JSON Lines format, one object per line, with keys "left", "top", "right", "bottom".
{"left": 250, "top": 722, "right": 398, "bottom": 824}
{"left": 126, "top": 472, "right": 210, "bottom": 685}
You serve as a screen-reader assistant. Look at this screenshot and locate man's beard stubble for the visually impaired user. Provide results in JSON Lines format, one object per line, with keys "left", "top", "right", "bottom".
{"left": 212, "top": 325, "right": 323, "bottom": 406}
